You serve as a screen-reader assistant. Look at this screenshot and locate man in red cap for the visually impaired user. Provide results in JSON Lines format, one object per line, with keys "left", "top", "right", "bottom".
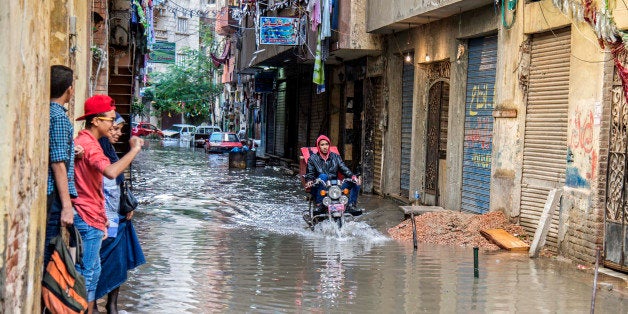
{"left": 72, "top": 94, "right": 144, "bottom": 313}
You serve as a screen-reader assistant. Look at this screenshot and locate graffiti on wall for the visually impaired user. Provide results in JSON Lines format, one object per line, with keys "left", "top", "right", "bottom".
{"left": 566, "top": 107, "right": 598, "bottom": 188}
{"left": 464, "top": 83, "right": 494, "bottom": 170}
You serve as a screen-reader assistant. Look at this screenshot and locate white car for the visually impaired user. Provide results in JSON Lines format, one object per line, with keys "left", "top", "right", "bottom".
{"left": 194, "top": 125, "right": 222, "bottom": 147}
{"left": 161, "top": 124, "right": 196, "bottom": 147}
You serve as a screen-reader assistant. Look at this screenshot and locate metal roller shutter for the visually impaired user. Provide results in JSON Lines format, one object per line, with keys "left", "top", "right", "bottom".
{"left": 275, "top": 82, "right": 286, "bottom": 156}
{"left": 461, "top": 36, "right": 497, "bottom": 213}
{"left": 520, "top": 28, "right": 571, "bottom": 249}
{"left": 373, "top": 78, "right": 384, "bottom": 194}
{"left": 400, "top": 61, "right": 414, "bottom": 195}
{"left": 266, "top": 94, "right": 276, "bottom": 154}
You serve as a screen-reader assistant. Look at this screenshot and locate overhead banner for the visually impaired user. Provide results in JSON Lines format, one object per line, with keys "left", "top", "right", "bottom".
{"left": 259, "top": 17, "right": 301, "bottom": 45}
{"left": 149, "top": 41, "right": 176, "bottom": 64}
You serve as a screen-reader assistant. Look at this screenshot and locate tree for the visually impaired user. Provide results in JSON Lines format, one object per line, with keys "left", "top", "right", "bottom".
{"left": 149, "top": 47, "right": 222, "bottom": 125}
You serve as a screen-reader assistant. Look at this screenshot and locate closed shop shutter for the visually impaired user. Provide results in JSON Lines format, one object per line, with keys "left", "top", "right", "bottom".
{"left": 520, "top": 28, "right": 571, "bottom": 249}
{"left": 461, "top": 35, "right": 497, "bottom": 213}
{"left": 266, "top": 94, "right": 276, "bottom": 154}
{"left": 400, "top": 61, "right": 414, "bottom": 195}
{"left": 275, "top": 82, "right": 286, "bottom": 156}
{"left": 373, "top": 78, "right": 384, "bottom": 195}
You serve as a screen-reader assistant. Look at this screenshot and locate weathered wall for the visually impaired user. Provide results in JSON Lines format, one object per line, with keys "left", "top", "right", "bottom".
{"left": 519, "top": 0, "right": 606, "bottom": 263}
{"left": 381, "top": 5, "right": 498, "bottom": 203}
{"left": 382, "top": 50, "right": 403, "bottom": 196}
{"left": 0, "top": 1, "right": 51, "bottom": 312}
{"left": 73, "top": 0, "right": 89, "bottom": 118}
{"left": 490, "top": 0, "right": 526, "bottom": 220}
{"left": 92, "top": 0, "right": 110, "bottom": 97}
{"left": 366, "top": 0, "right": 494, "bottom": 33}
{"left": 339, "top": 0, "right": 382, "bottom": 51}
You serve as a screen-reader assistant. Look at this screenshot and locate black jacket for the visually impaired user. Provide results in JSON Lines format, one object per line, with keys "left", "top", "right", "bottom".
{"left": 305, "top": 152, "right": 354, "bottom": 182}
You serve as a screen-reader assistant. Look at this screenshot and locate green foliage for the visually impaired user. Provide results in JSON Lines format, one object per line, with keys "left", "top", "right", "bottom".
{"left": 149, "top": 46, "right": 222, "bottom": 121}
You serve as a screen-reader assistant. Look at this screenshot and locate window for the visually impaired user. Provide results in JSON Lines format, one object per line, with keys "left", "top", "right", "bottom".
{"left": 177, "top": 18, "right": 188, "bottom": 33}
{"left": 176, "top": 53, "right": 187, "bottom": 66}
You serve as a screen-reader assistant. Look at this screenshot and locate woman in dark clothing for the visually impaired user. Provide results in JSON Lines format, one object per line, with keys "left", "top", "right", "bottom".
{"left": 96, "top": 113, "right": 145, "bottom": 313}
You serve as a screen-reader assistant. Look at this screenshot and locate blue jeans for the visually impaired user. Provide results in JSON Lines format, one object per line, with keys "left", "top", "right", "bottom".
{"left": 44, "top": 192, "right": 63, "bottom": 266}
{"left": 74, "top": 213, "right": 104, "bottom": 302}
{"left": 309, "top": 181, "right": 360, "bottom": 206}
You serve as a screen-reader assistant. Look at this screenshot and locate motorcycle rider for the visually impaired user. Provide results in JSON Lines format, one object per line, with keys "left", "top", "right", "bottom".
{"left": 305, "top": 134, "right": 362, "bottom": 216}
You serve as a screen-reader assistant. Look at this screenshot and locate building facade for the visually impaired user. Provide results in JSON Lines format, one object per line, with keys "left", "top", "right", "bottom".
{"left": 224, "top": 0, "right": 628, "bottom": 269}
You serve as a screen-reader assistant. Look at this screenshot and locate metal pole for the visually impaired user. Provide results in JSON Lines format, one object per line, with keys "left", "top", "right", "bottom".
{"left": 411, "top": 190, "right": 419, "bottom": 250}
{"left": 411, "top": 212, "right": 417, "bottom": 250}
{"left": 590, "top": 247, "right": 600, "bottom": 314}
{"left": 473, "top": 247, "right": 479, "bottom": 278}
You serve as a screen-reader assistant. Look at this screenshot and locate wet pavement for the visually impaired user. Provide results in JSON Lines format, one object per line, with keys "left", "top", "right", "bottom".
{"left": 116, "top": 144, "right": 627, "bottom": 313}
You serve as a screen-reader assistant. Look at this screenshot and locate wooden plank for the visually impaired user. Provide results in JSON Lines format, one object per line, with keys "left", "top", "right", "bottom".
{"left": 529, "top": 188, "right": 562, "bottom": 257}
{"left": 399, "top": 206, "right": 446, "bottom": 215}
{"left": 480, "top": 228, "right": 530, "bottom": 252}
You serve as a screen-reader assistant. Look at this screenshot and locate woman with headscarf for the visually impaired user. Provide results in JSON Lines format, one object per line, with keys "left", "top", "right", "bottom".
{"left": 96, "top": 113, "right": 145, "bottom": 313}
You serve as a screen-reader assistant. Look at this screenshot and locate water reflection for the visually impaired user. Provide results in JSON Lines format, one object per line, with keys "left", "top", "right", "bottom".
{"left": 117, "top": 146, "right": 627, "bottom": 313}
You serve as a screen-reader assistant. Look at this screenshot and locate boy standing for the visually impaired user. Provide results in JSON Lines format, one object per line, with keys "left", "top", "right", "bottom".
{"left": 45, "top": 65, "right": 79, "bottom": 265}
{"left": 72, "top": 94, "right": 143, "bottom": 313}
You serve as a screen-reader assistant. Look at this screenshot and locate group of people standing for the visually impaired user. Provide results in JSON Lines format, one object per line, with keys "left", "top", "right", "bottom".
{"left": 45, "top": 65, "right": 145, "bottom": 313}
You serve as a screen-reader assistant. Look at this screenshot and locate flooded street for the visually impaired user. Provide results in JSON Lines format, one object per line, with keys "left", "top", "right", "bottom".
{"left": 117, "top": 145, "right": 627, "bottom": 313}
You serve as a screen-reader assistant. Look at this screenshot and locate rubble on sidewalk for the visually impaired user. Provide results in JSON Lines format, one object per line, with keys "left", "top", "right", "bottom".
{"left": 388, "top": 211, "right": 529, "bottom": 250}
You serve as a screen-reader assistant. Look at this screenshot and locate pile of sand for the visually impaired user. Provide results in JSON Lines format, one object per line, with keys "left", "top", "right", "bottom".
{"left": 387, "top": 211, "right": 529, "bottom": 250}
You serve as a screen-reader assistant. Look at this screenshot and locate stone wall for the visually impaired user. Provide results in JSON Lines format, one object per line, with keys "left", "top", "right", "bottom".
{"left": 0, "top": 1, "right": 51, "bottom": 312}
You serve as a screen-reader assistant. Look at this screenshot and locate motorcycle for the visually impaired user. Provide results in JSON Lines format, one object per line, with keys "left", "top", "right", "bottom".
{"left": 303, "top": 178, "right": 359, "bottom": 230}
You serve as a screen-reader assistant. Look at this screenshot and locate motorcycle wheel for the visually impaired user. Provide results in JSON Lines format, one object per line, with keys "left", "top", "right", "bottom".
{"left": 335, "top": 217, "right": 342, "bottom": 229}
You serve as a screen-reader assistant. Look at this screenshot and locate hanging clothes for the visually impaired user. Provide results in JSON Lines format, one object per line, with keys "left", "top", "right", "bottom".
{"left": 321, "top": 0, "right": 331, "bottom": 38}
{"left": 313, "top": 27, "right": 325, "bottom": 93}
{"left": 331, "top": 0, "right": 339, "bottom": 31}
{"left": 308, "top": 0, "right": 321, "bottom": 32}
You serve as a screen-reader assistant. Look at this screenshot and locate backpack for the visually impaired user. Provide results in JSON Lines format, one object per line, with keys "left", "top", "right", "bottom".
{"left": 42, "top": 226, "right": 88, "bottom": 314}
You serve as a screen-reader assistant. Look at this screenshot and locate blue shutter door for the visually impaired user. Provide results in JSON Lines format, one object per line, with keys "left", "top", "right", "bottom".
{"left": 461, "top": 36, "right": 497, "bottom": 213}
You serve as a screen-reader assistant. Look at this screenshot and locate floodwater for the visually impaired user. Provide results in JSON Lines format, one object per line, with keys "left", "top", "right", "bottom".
{"left": 117, "top": 145, "right": 627, "bottom": 313}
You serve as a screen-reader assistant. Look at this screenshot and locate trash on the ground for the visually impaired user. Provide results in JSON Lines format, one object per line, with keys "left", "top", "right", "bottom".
{"left": 480, "top": 228, "right": 530, "bottom": 252}
{"left": 388, "top": 211, "right": 529, "bottom": 250}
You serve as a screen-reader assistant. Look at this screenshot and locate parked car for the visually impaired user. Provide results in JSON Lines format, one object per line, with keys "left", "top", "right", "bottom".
{"left": 132, "top": 122, "right": 163, "bottom": 138}
{"left": 204, "top": 132, "right": 242, "bottom": 153}
{"left": 161, "top": 124, "right": 196, "bottom": 147}
{"left": 194, "top": 125, "right": 222, "bottom": 148}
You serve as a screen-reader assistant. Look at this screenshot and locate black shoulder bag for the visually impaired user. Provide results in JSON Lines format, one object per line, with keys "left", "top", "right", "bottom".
{"left": 119, "top": 181, "right": 139, "bottom": 215}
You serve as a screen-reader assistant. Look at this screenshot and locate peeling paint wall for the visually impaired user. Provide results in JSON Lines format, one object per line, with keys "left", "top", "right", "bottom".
{"left": 378, "top": 0, "right": 610, "bottom": 264}
{"left": 0, "top": 1, "right": 51, "bottom": 312}
{"left": 381, "top": 5, "right": 499, "bottom": 203}
{"left": 1, "top": 0, "right": 91, "bottom": 310}
{"left": 339, "top": 0, "right": 382, "bottom": 51}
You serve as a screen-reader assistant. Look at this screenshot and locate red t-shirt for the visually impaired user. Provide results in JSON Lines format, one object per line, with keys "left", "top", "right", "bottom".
{"left": 72, "top": 130, "right": 111, "bottom": 231}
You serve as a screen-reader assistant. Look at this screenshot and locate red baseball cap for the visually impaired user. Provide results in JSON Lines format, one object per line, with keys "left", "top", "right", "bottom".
{"left": 76, "top": 94, "right": 116, "bottom": 120}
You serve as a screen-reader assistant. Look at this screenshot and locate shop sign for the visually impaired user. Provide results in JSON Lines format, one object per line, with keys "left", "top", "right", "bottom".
{"left": 259, "top": 17, "right": 301, "bottom": 45}
{"left": 149, "top": 41, "right": 176, "bottom": 64}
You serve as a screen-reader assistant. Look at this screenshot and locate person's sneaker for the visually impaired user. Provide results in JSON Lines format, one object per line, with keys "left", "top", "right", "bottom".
{"left": 303, "top": 212, "right": 312, "bottom": 223}
{"left": 347, "top": 204, "right": 363, "bottom": 216}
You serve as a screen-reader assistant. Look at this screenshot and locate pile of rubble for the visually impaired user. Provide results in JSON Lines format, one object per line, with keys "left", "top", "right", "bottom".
{"left": 387, "top": 211, "right": 529, "bottom": 250}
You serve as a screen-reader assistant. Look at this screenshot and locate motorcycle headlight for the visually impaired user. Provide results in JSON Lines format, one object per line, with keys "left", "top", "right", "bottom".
{"left": 328, "top": 186, "right": 342, "bottom": 199}
{"left": 322, "top": 197, "right": 331, "bottom": 206}
{"left": 340, "top": 195, "right": 349, "bottom": 205}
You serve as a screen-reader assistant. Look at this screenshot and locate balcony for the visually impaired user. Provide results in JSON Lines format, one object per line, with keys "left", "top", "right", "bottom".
{"left": 367, "top": 0, "right": 494, "bottom": 33}
{"left": 215, "top": 6, "right": 236, "bottom": 36}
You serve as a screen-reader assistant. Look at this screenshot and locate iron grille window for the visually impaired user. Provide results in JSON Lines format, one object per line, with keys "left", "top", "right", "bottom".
{"left": 177, "top": 18, "right": 188, "bottom": 33}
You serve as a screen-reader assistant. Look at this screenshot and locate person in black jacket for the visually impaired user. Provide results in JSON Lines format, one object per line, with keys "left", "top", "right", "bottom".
{"left": 305, "top": 135, "right": 362, "bottom": 216}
